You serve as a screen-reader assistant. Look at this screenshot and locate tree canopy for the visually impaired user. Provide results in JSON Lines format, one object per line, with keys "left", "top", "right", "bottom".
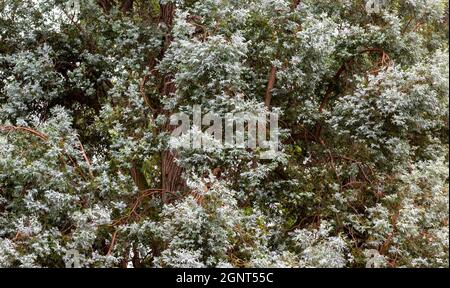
{"left": 0, "top": 0, "right": 448, "bottom": 268}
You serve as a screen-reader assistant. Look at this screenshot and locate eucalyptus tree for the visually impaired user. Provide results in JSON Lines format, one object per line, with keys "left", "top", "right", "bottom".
{"left": 0, "top": 0, "right": 448, "bottom": 268}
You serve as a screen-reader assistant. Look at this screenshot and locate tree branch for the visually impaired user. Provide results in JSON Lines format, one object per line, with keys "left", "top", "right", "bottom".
{"left": 120, "top": 0, "right": 133, "bottom": 14}
{"left": 264, "top": 65, "right": 277, "bottom": 107}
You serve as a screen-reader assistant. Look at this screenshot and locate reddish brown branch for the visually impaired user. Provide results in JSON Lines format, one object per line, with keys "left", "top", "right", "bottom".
{"left": 264, "top": 65, "right": 277, "bottom": 107}
{"left": 76, "top": 136, "right": 94, "bottom": 178}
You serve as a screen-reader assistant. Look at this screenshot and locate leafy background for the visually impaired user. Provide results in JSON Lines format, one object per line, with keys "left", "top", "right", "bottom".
{"left": 0, "top": 0, "right": 448, "bottom": 268}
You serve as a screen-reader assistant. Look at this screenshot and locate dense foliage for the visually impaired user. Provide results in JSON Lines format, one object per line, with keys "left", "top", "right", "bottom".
{"left": 0, "top": 0, "right": 448, "bottom": 268}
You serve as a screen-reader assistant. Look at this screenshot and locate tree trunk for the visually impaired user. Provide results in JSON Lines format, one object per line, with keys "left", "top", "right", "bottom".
{"left": 162, "top": 149, "right": 184, "bottom": 193}
{"left": 95, "top": 1, "right": 184, "bottom": 197}
{"left": 159, "top": 2, "right": 186, "bottom": 200}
